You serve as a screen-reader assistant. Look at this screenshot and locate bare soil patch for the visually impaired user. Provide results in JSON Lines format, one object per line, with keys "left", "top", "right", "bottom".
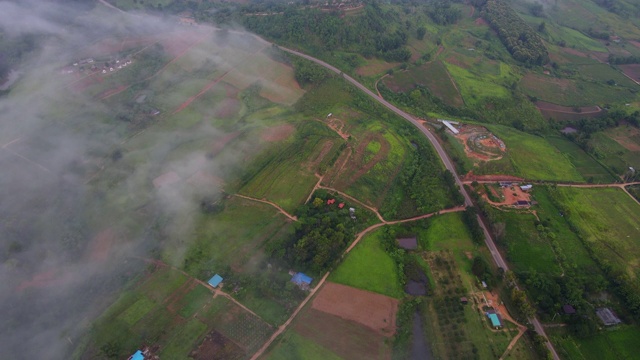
{"left": 356, "top": 60, "right": 399, "bottom": 77}
{"left": 619, "top": 64, "right": 640, "bottom": 82}
{"left": 153, "top": 171, "right": 181, "bottom": 189}
{"left": 630, "top": 40, "right": 640, "bottom": 50}
{"left": 86, "top": 228, "right": 116, "bottom": 262}
{"left": 562, "top": 47, "right": 588, "bottom": 58}
{"left": 294, "top": 308, "right": 392, "bottom": 360}
{"left": 190, "top": 331, "right": 244, "bottom": 360}
{"left": 312, "top": 282, "right": 399, "bottom": 336}
{"left": 463, "top": 172, "right": 524, "bottom": 182}
{"left": 535, "top": 101, "right": 603, "bottom": 120}
{"left": 445, "top": 56, "right": 470, "bottom": 69}
{"left": 474, "top": 17, "right": 489, "bottom": 26}
{"left": 590, "top": 51, "right": 610, "bottom": 63}
{"left": 261, "top": 124, "right": 294, "bottom": 142}
{"left": 483, "top": 185, "right": 532, "bottom": 206}
{"left": 454, "top": 125, "right": 505, "bottom": 162}
{"left": 609, "top": 126, "right": 640, "bottom": 151}
{"left": 335, "top": 134, "right": 390, "bottom": 189}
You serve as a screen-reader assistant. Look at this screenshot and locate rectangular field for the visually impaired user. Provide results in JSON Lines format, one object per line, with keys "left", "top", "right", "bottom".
{"left": 546, "top": 136, "right": 614, "bottom": 183}
{"left": 329, "top": 228, "right": 404, "bottom": 298}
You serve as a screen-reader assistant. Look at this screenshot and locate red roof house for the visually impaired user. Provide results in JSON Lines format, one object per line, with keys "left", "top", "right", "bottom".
{"left": 338, "top": 203, "right": 345, "bottom": 209}
{"left": 327, "top": 199, "right": 336, "bottom": 205}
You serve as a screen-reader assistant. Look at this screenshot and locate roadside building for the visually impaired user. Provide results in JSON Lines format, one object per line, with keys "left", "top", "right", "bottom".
{"left": 208, "top": 274, "right": 223, "bottom": 288}
{"left": 291, "top": 272, "right": 313, "bottom": 290}
{"left": 485, "top": 310, "right": 503, "bottom": 329}
{"left": 520, "top": 185, "right": 533, "bottom": 191}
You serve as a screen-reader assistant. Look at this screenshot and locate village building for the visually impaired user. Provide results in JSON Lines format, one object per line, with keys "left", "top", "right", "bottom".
{"left": 291, "top": 272, "right": 313, "bottom": 290}
{"left": 563, "top": 304, "right": 576, "bottom": 315}
{"left": 520, "top": 184, "right": 533, "bottom": 191}
{"left": 485, "top": 309, "right": 503, "bottom": 329}
{"left": 460, "top": 297, "right": 468, "bottom": 305}
{"left": 596, "top": 307, "right": 622, "bottom": 326}
{"left": 397, "top": 236, "right": 418, "bottom": 250}
{"left": 208, "top": 274, "right": 223, "bottom": 288}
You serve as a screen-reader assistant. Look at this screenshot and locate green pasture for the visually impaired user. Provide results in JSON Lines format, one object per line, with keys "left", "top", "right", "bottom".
{"left": 265, "top": 331, "right": 343, "bottom": 360}
{"left": 546, "top": 136, "right": 615, "bottom": 183}
{"left": 418, "top": 212, "right": 474, "bottom": 252}
{"left": 178, "top": 196, "right": 294, "bottom": 278}
{"left": 139, "top": 267, "right": 189, "bottom": 302}
{"left": 552, "top": 187, "right": 640, "bottom": 277}
{"left": 589, "top": 126, "right": 640, "bottom": 175}
{"left": 489, "top": 125, "right": 584, "bottom": 182}
{"left": 177, "top": 284, "right": 213, "bottom": 318}
{"left": 240, "top": 121, "right": 342, "bottom": 213}
{"left": 444, "top": 62, "right": 510, "bottom": 105}
{"left": 551, "top": 325, "right": 640, "bottom": 360}
{"left": 495, "top": 209, "right": 563, "bottom": 275}
{"left": 159, "top": 318, "right": 208, "bottom": 359}
{"left": 383, "top": 60, "right": 464, "bottom": 107}
{"left": 329, "top": 227, "right": 404, "bottom": 298}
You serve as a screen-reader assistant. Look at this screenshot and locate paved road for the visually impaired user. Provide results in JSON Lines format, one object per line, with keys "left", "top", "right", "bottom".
{"left": 278, "top": 46, "right": 560, "bottom": 360}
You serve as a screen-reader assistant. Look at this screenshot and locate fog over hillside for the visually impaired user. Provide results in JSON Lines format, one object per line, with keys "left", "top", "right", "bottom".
{"left": 0, "top": 1, "right": 270, "bottom": 358}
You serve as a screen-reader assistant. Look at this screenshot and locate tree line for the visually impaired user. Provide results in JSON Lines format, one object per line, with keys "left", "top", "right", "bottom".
{"left": 481, "top": 0, "right": 549, "bottom": 65}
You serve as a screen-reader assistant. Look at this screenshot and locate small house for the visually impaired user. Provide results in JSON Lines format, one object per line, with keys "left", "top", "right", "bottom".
{"left": 397, "top": 237, "right": 418, "bottom": 250}
{"left": 349, "top": 207, "right": 356, "bottom": 220}
{"left": 460, "top": 297, "right": 468, "bottom": 305}
{"left": 208, "top": 274, "right": 223, "bottom": 288}
{"left": 481, "top": 281, "right": 488, "bottom": 288}
{"left": 514, "top": 200, "right": 530, "bottom": 207}
{"left": 327, "top": 199, "right": 336, "bottom": 205}
{"left": 338, "top": 203, "right": 345, "bottom": 209}
{"left": 563, "top": 304, "right": 576, "bottom": 315}
{"left": 291, "top": 272, "right": 313, "bottom": 290}
{"left": 520, "top": 185, "right": 533, "bottom": 191}
{"left": 128, "top": 350, "right": 144, "bottom": 360}
{"left": 596, "top": 308, "right": 622, "bottom": 326}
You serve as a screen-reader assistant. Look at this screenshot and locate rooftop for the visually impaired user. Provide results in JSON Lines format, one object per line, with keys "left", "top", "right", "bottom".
{"left": 208, "top": 274, "right": 223, "bottom": 288}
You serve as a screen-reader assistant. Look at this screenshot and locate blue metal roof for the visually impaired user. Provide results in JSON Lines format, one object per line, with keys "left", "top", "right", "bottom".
{"left": 488, "top": 313, "right": 502, "bottom": 327}
{"left": 131, "top": 350, "right": 144, "bottom": 360}
{"left": 208, "top": 274, "right": 223, "bottom": 287}
{"left": 291, "top": 273, "right": 312, "bottom": 285}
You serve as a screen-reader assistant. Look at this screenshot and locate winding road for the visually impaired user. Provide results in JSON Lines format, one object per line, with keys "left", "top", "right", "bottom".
{"left": 276, "top": 45, "right": 560, "bottom": 360}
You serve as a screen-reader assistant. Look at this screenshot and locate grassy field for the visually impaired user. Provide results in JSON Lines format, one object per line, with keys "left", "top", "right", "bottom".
{"left": 263, "top": 331, "right": 343, "bottom": 360}
{"left": 551, "top": 187, "right": 640, "bottom": 278}
{"left": 329, "top": 228, "right": 404, "bottom": 298}
{"left": 489, "top": 125, "right": 585, "bottom": 181}
{"left": 444, "top": 61, "right": 510, "bottom": 105}
{"left": 550, "top": 325, "right": 640, "bottom": 360}
{"left": 589, "top": 125, "right": 640, "bottom": 176}
{"left": 79, "top": 266, "right": 273, "bottom": 359}
{"left": 546, "top": 136, "right": 615, "bottom": 183}
{"left": 383, "top": 60, "right": 464, "bottom": 107}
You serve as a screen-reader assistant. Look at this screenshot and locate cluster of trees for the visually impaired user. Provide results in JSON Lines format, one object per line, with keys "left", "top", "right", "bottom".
{"left": 243, "top": 5, "right": 411, "bottom": 62}
{"left": 426, "top": 0, "right": 462, "bottom": 25}
{"left": 593, "top": 0, "right": 640, "bottom": 17}
{"left": 265, "top": 193, "right": 356, "bottom": 274}
{"left": 482, "top": 0, "right": 549, "bottom": 65}
{"left": 608, "top": 54, "right": 640, "bottom": 64}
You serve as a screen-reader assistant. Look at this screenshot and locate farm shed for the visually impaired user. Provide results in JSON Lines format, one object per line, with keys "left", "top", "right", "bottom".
{"left": 439, "top": 119, "right": 460, "bottom": 134}
{"left": 291, "top": 272, "right": 313, "bottom": 290}
{"left": 520, "top": 185, "right": 533, "bottom": 191}
{"left": 128, "top": 350, "right": 144, "bottom": 360}
{"left": 208, "top": 274, "right": 223, "bottom": 288}
{"left": 563, "top": 304, "right": 576, "bottom": 315}
{"left": 460, "top": 297, "right": 468, "bottom": 305}
{"left": 514, "top": 200, "right": 530, "bottom": 207}
{"left": 596, "top": 307, "right": 622, "bottom": 326}
{"left": 397, "top": 237, "right": 418, "bottom": 250}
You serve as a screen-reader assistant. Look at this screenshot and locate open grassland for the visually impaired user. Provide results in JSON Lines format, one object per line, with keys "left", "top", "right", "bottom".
{"left": 240, "top": 121, "right": 343, "bottom": 213}
{"left": 329, "top": 228, "right": 404, "bottom": 298}
{"left": 444, "top": 61, "right": 510, "bottom": 105}
{"left": 550, "top": 325, "right": 640, "bottom": 360}
{"left": 589, "top": 126, "right": 640, "bottom": 175}
{"left": 383, "top": 60, "right": 464, "bottom": 107}
{"left": 418, "top": 212, "right": 474, "bottom": 252}
{"left": 263, "top": 331, "right": 343, "bottom": 360}
{"left": 552, "top": 187, "right": 640, "bottom": 277}
{"left": 520, "top": 73, "right": 636, "bottom": 106}
{"left": 545, "top": 136, "right": 614, "bottom": 183}
{"left": 79, "top": 266, "right": 272, "bottom": 360}
{"left": 489, "top": 125, "right": 584, "bottom": 181}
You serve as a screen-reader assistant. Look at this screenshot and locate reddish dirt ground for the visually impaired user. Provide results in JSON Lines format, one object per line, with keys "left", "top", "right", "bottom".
{"left": 324, "top": 117, "right": 350, "bottom": 140}
{"left": 454, "top": 125, "right": 505, "bottom": 162}
{"left": 261, "top": 124, "right": 294, "bottom": 142}
{"left": 620, "top": 64, "right": 640, "bottom": 82}
{"left": 608, "top": 126, "right": 640, "bottom": 151}
{"left": 210, "top": 131, "right": 241, "bottom": 157}
{"left": 561, "top": 47, "right": 588, "bottom": 58}
{"left": 463, "top": 172, "right": 524, "bottom": 182}
{"left": 535, "top": 101, "right": 601, "bottom": 113}
{"left": 86, "top": 228, "right": 116, "bottom": 262}
{"left": 191, "top": 331, "right": 244, "bottom": 360}
{"left": 483, "top": 185, "right": 531, "bottom": 206}
{"left": 474, "top": 17, "right": 489, "bottom": 26}
{"left": 98, "top": 84, "right": 129, "bottom": 99}
{"left": 335, "top": 134, "right": 390, "bottom": 190}
{"left": 311, "top": 282, "right": 399, "bottom": 336}
{"left": 630, "top": 40, "right": 640, "bottom": 50}
{"left": 446, "top": 56, "right": 470, "bottom": 69}
{"left": 153, "top": 171, "right": 181, "bottom": 189}
{"left": 294, "top": 308, "right": 392, "bottom": 360}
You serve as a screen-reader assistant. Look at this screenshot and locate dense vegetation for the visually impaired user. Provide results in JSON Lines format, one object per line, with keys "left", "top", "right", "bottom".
{"left": 482, "top": 0, "right": 549, "bottom": 65}
{"left": 244, "top": 5, "right": 411, "bottom": 62}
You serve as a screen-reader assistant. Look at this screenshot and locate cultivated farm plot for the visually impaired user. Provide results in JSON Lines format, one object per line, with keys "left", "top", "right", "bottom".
{"left": 551, "top": 325, "right": 640, "bottom": 360}
{"left": 552, "top": 187, "right": 640, "bottom": 277}
{"left": 589, "top": 126, "right": 640, "bottom": 175}
{"left": 81, "top": 266, "right": 274, "bottom": 360}
{"left": 383, "top": 60, "right": 464, "bottom": 107}
{"left": 545, "top": 136, "right": 614, "bottom": 183}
